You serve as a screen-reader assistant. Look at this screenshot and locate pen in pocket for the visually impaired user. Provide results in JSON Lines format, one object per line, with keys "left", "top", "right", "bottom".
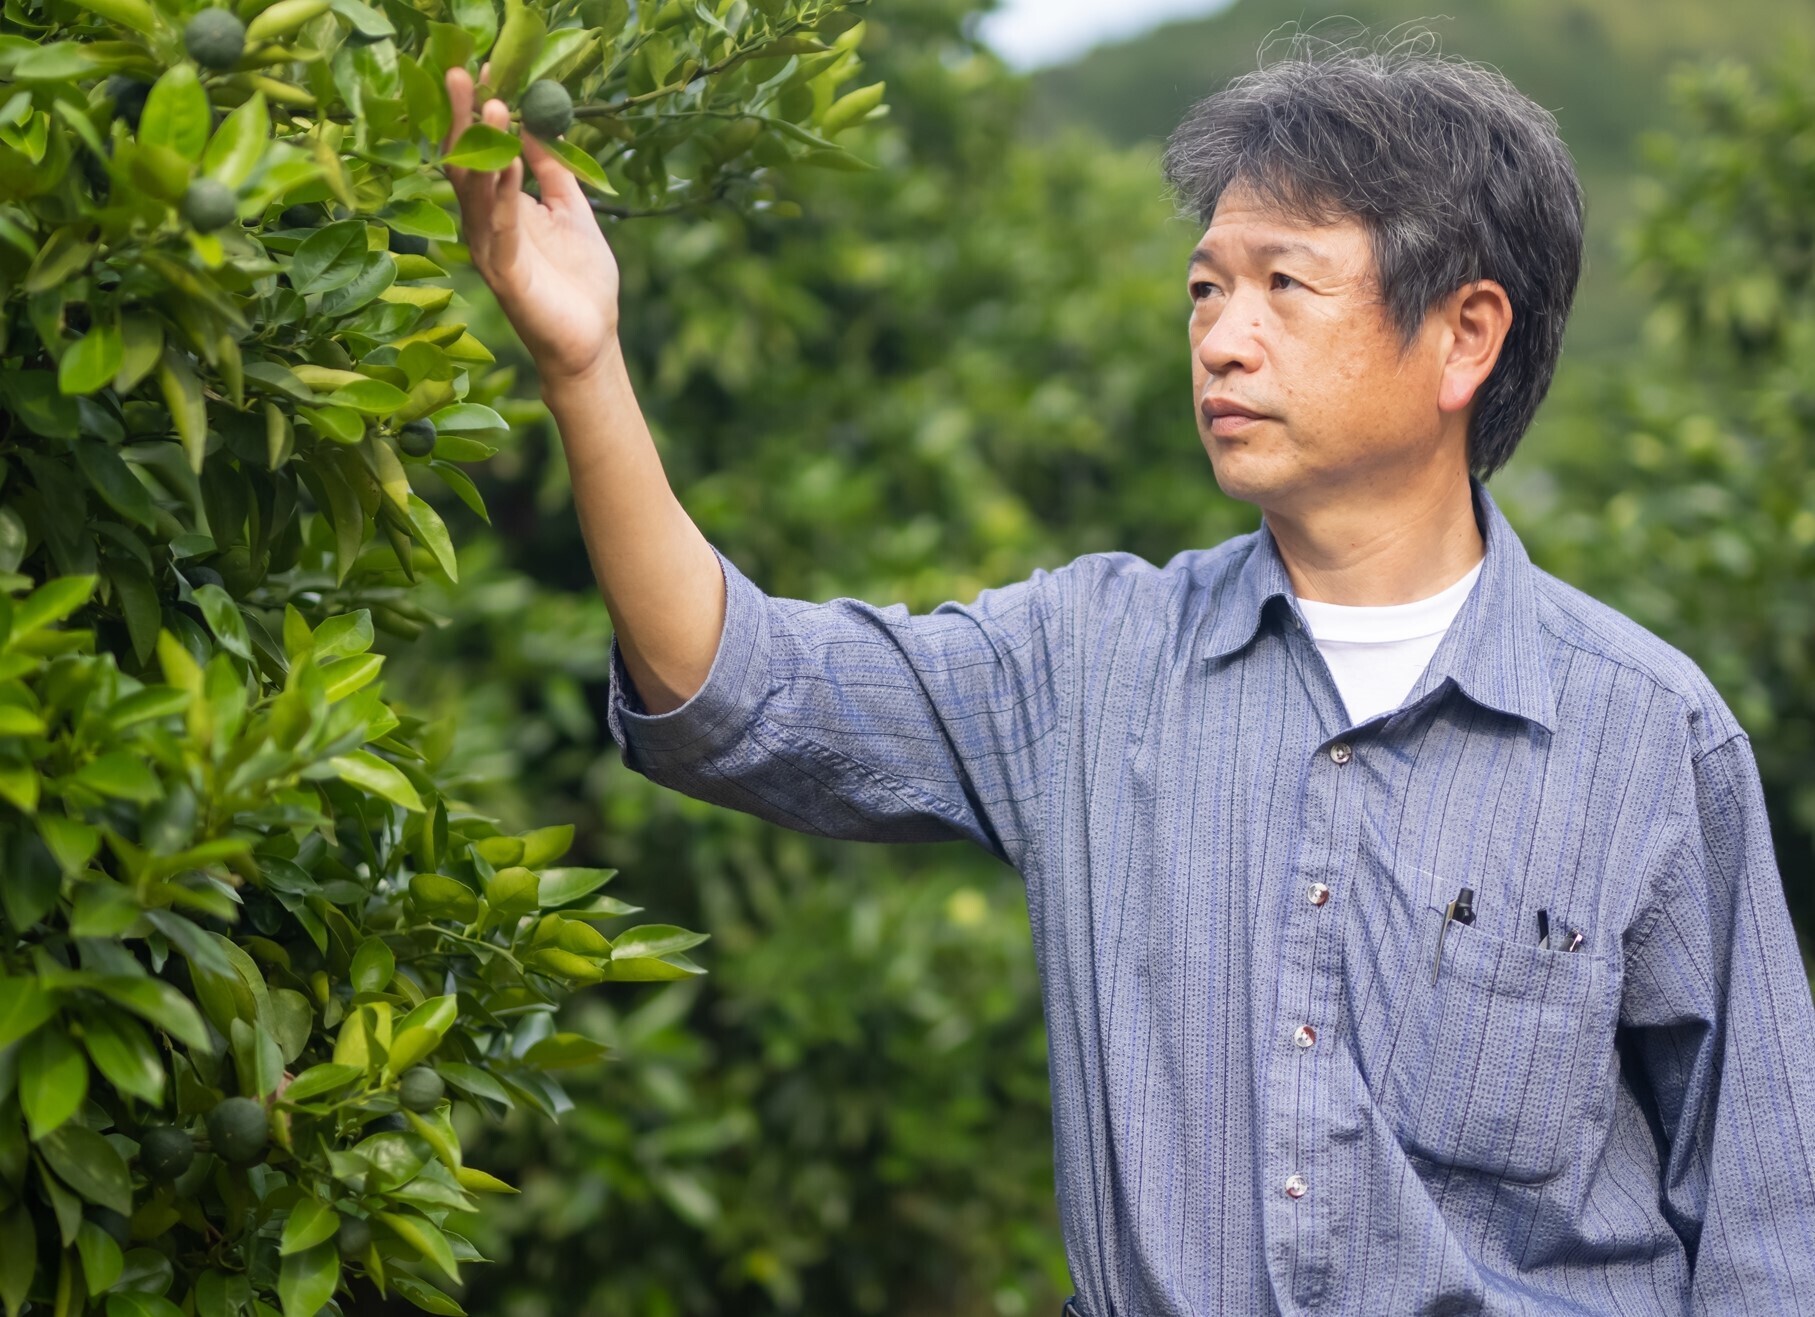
{"left": 1432, "top": 886, "right": 1475, "bottom": 986}
{"left": 1536, "top": 908, "right": 1585, "bottom": 952}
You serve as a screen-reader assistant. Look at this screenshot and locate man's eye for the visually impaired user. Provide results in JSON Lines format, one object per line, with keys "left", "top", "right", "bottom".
{"left": 1271, "top": 272, "right": 1299, "bottom": 291}
{"left": 1189, "top": 280, "right": 1217, "bottom": 300}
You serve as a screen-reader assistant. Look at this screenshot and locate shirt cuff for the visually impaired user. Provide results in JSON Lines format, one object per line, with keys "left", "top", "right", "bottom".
{"left": 605, "top": 544, "right": 772, "bottom": 768}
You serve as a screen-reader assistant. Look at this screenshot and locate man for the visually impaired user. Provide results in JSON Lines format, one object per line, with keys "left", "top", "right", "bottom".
{"left": 444, "top": 35, "right": 1815, "bottom": 1317}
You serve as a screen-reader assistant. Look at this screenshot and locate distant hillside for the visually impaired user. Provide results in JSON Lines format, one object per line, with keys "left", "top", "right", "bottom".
{"left": 1028, "top": 0, "right": 1815, "bottom": 355}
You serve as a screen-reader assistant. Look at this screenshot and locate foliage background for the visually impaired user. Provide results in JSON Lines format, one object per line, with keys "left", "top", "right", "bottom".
{"left": 371, "top": 1, "right": 1815, "bottom": 1314}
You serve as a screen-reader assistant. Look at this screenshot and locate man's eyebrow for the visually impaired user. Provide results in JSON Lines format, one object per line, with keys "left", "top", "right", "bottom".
{"left": 1187, "top": 240, "right": 1327, "bottom": 274}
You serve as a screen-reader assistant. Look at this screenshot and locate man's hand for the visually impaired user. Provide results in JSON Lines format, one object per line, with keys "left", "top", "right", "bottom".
{"left": 443, "top": 65, "right": 619, "bottom": 386}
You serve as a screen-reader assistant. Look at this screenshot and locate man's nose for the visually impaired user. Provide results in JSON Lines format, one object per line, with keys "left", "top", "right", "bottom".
{"left": 1194, "top": 290, "right": 1265, "bottom": 375}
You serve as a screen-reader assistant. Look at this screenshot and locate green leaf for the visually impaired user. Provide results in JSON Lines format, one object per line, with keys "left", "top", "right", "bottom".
{"left": 405, "top": 493, "right": 458, "bottom": 582}
{"left": 229, "top": 1016, "right": 284, "bottom": 1099}
{"left": 37, "top": 816, "right": 99, "bottom": 878}
{"left": 383, "top": 198, "right": 458, "bottom": 242}
{"left": 437, "top": 1062, "right": 511, "bottom": 1108}
{"left": 311, "top": 610, "right": 373, "bottom": 660}
{"left": 191, "top": 583, "right": 253, "bottom": 661}
{"left": 545, "top": 138, "right": 617, "bottom": 194}
{"left": 440, "top": 123, "right": 520, "bottom": 171}
{"left": 297, "top": 403, "right": 365, "bottom": 445}
{"left": 537, "top": 866, "right": 618, "bottom": 906}
{"left": 201, "top": 91, "right": 269, "bottom": 189}
{"left": 428, "top": 402, "right": 508, "bottom": 437}
{"left": 69, "top": 751, "right": 164, "bottom": 803}
{"left": 10, "top": 574, "right": 95, "bottom": 639}
{"left": 279, "top": 1197, "right": 339, "bottom": 1256}
{"left": 23, "top": 229, "right": 98, "bottom": 297}
{"left": 13, "top": 43, "right": 95, "bottom": 81}
{"left": 38, "top": 1124, "right": 132, "bottom": 1214}
{"left": 327, "top": 377, "right": 410, "bottom": 415}
{"left": 58, "top": 323, "right": 123, "bottom": 396}
{"left": 350, "top": 937, "right": 395, "bottom": 993}
{"left": 388, "top": 1273, "right": 466, "bottom": 1316}
{"left": 520, "top": 1032, "right": 609, "bottom": 1069}
{"left": 73, "top": 438, "right": 157, "bottom": 530}
{"left": 157, "top": 347, "right": 209, "bottom": 473}
{"left": 281, "top": 1062, "right": 362, "bottom": 1104}
{"left": 89, "top": 977, "right": 209, "bottom": 1049}
{"left": 610, "top": 924, "right": 709, "bottom": 960}
{"left": 0, "top": 1204, "right": 35, "bottom": 1317}
{"left": 374, "top": 1212, "right": 460, "bottom": 1284}
{"left": 74, "top": 1219, "right": 124, "bottom": 1296}
{"left": 105, "top": 685, "right": 190, "bottom": 729}
{"left": 107, "top": 1295, "right": 185, "bottom": 1317}
{"left": 276, "top": 1241, "right": 338, "bottom": 1317}
{"left": 397, "top": 995, "right": 457, "bottom": 1039}
{"left": 289, "top": 220, "right": 372, "bottom": 296}
{"left": 454, "top": 1164, "right": 517, "bottom": 1195}
{"left": 329, "top": 750, "right": 425, "bottom": 812}
{"left": 484, "top": 866, "right": 539, "bottom": 918}
{"left": 0, "top": 981, "right": 57, "bottom": 1049}
{"left": 81, "top": 1010, "right": 166, "bottom": 1105}
{"left": 0, "top": 763, "right": 39, "bottom": 815}
{"left": 408, "top": 873, "right": 478, "bottom": 921}
{"left": 20, "top": 1026, "right": 86, "bottom": 1138}
{"left": 140, "top": 65, "right": 212, "bottom": 161}
{"left": 595, "top": 953, "right": 706, "bottom": 981}
{"left": 518, "top": 824, "right": 574, "bottom": 868}
{"left": 387, "top": 1026, "right": 441, "bottom": 1073}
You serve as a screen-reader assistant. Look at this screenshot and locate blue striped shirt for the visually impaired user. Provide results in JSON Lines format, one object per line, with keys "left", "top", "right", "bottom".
{"left": 606, "top": 475, "right": 1815, "bottom": 1314}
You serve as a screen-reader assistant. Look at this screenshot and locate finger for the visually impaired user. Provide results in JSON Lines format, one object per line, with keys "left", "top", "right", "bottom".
{"left": 443, "top": 65, "right": 478, "bottom": 223}
{"left": 484, "top": 98, "right": 522, "bottom": 270}
{"left": 443, "top": 65, "right": 474, "bottom": 170}
{"left": 521, "top": 130, "right": 587, "bottom": 218}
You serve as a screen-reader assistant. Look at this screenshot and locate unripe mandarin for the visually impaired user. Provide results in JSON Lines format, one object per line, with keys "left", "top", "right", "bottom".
{"left": 184, "top": 8, "right": 246, "bottom": 70}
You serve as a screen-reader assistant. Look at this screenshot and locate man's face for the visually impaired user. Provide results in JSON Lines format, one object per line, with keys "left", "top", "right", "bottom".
{"left": 1188, "top": 186, "right": 1457, "bottom": 516}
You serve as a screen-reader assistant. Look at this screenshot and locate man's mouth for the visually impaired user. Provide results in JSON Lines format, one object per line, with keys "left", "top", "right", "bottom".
{"left": 1202, "top": 398, "right": 1272, "bottom": 436}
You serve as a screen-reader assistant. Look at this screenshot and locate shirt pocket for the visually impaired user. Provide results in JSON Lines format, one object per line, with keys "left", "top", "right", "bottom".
{"left": 1378, "top": 904, "right": 1610, "bottom": 1186}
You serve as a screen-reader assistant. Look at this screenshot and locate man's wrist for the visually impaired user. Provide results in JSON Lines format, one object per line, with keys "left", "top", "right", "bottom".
{"left": 538, "top": 336, "right": 625, "bottom": 406}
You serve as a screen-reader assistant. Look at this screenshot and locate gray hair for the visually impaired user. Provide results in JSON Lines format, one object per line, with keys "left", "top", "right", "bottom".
{"left": 1162, "top": 27, "right": 1585, "bottom": 479}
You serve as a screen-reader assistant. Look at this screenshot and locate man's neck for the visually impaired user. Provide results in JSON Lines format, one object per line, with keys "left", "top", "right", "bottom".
{"left": 1263, "top": 468, "right": 1485, "bottom": 606}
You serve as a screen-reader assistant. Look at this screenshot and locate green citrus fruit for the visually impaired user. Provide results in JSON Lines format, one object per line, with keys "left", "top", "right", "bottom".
{"left": 205, "top": 1096, "right": 269, "bottom": 1166}
{"left": 182, "top": 178, "right": 238, "bottom": 232}
{"left": 140, "top": 1126, "right": 196, "bottom": 1181}
{"left": 398, "top": 418, "right": 437, "bottom": 458}
{"left": 106, "top": 76, "right": 151, "bottom": 130}
{"left": 520, "top": 79, "right": 574, "bottom": 139}
{"left": 398, "top": 1067, "right": 445, "bottom": 1112}
{"left": 184, "top": 8, "right": 246, "bottom": 70}
{"left": 336, "top": 1214, "right": 373, "bottom": 1259}
{"left": 387, "top": 227, "right": 429, "bottom": 256}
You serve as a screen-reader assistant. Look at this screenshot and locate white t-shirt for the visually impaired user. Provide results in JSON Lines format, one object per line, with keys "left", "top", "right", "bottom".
{"left": 1294, "top": 559, "right": 1484, "bottom": 726}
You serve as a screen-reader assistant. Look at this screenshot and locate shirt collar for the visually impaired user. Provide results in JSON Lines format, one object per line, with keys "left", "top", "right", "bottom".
{"left": 1198, "top": 475, "right": 1556, "bottom": 733}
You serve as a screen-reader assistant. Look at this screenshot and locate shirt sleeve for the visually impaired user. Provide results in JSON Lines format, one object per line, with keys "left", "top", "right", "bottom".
{"left": 1621, "top": 732, "right": 1815, "bottom": 1311}
{"left": 603, "top": 544, "right": 1072, "bottom": 868}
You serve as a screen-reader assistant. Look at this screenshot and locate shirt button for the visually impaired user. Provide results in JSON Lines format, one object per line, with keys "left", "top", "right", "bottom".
{"left": 1284, "top": 1173, "right": 1309, "bottom": 1199}
{"left": 1293, "top": 1024, "right": 1317, "bottom": 1049}
{"left": 1307, "top": 882, "right": 1331, "bottom": 906}
{"left": 1328, "top": 742, "right": 1352, "bottom": 765}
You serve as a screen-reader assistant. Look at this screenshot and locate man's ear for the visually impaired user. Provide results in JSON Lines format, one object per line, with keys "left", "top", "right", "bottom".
{"left": 1437, "top": 280, "right": 1513, "bottom": 416}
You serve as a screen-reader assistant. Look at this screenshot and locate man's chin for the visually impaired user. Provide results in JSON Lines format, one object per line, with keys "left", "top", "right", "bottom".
{"left": 1203, "top": 440, "right": 1286, "bottom": 506}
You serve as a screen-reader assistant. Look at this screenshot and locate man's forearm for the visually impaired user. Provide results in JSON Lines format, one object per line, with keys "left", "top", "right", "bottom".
{"left": 540, "top": 340, "right": 725, "bottom": 715}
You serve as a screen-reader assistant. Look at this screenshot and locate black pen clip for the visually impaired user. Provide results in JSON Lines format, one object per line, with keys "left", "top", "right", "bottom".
{"left": 1432, "top": 885, "right": 1476, "bottom": 986}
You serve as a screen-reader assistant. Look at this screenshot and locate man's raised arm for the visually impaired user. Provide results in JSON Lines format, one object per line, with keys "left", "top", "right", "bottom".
{"left": 443, "top": 66, "right": 722, "bottom": 715}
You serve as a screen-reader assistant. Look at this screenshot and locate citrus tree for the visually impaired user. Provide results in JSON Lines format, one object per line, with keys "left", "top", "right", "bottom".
{"left": 0, "top": 0, "right": 879, "bottom": 1313}
{"left": 1512, "top": 52, "right": 1815, "bottom": 947}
